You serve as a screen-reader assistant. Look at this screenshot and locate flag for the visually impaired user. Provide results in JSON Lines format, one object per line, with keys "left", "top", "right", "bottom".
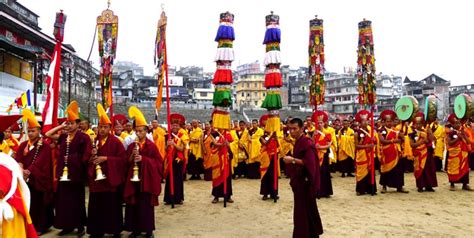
{"left": 41, "top": 43, "right": 62, "bottom": 133}
{"left": 42, "top": 11, "right": 66, "bottom": 133}
{"left": 154, "top": 11, "right": 167, "bottom": 110}
{"left": 6, "top": 104, "right": 13, "bottom": 113}
{"left": 19, "top": 90, "right": 31, "bottom": 108}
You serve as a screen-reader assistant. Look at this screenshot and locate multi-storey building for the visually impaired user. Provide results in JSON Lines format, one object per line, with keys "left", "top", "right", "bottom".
{"left": 0, "top": 0, "right": 96, "bottom": 116}
{"left": 235, "top": 62, "right": 266, "bottom": 110}
{"left": 404, "top": 74, "right": 450, "bottom": 120}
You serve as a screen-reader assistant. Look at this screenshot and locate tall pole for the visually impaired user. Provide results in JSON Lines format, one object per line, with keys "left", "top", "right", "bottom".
{"left": 33, "top": 56, "right": 38, "bottom": 112}
{"left": 68, "top": 66, "right": 72, "bottom": 104}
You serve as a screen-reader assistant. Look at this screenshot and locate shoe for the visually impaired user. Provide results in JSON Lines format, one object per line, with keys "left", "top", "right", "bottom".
{"left": 397, "top": 188, "right": 409, "bottom": 193}
{"left": 381, "top": 187, "right": 387, "bottom": 194}
{"left": 417, "top": 188, "right": 423, "bottom": 192}
{"left": 145, "top": 233, "right": 154, "bottom": 238}
{"left": 462, "top": 185, "right": 474, "bottom": 191}
{"left": 77, "top": 227, "right": 85, "bottom": 236}
{"left": 449, "top": 185, "right": 455, "bottom": 191}
{"left": 271, "top": 195, "right": 280, "bottom": 200}
{"left": 212, "top": 198, "right": 218, "bottom": 204}
{"left": 356, "top": 192, "right": 362, "bottom": 196}
{"left": 425, "top": 187, "right": 435, "bottom": 192}
{"left": 58, "top": 229, "right": 73, "bottom": 236}
{"left": 128, "top": 233, "right": 139, "bottom": 238}
{"left": 341, "top": 173, "right": 346, "bottom": 178}
{"left": 262, "top": 195, "right": 268, "bottom": 201}
{"left": 227, "top": 198, "right": 234, "bottom": 203}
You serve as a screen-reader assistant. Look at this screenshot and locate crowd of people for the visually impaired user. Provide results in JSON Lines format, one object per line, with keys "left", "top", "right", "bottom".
{"left": 1, "top": 100, "right": 473, "bottom": 238}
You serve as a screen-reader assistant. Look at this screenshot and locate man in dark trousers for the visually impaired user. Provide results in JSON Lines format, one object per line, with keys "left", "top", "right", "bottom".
{"left": 283, "top": 118, "right": 323, "bottom": 237}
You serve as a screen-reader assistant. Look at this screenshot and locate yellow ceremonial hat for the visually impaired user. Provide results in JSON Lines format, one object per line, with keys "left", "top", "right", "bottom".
{"left": 128, "top": 106, "right": 147, "bottom": 127}
{"left": 66, "top": 100, "right": 80, "bottom": 121}
{"left": 97, "top": 103, "right": 111, "bottom": 125}
{"left": 22, "top": 109, "right": 41, "bottom": 128}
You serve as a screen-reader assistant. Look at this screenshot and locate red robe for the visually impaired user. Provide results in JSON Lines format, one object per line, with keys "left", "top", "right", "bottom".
{"left": 15, "top": 139, "right": 54, "bottom": 232}
{"left": 54, "top": 131, "right": 91, "bottom": 230}
{"left": 286, "top": 135, "right": 323, "bottom": 237}
{"left": 87, "top": 135, "right": 127, "bottom": 192}
{"left": 124, "top": 139, "right": 163, "bottom": 234}
{"left": 86, "top": 134, "right": 127, "bottom": 236}
{"left": 124, "top": 139, "right": 163, "bottom": 205}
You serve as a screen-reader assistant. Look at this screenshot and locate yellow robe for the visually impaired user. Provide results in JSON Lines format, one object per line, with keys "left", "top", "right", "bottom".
{"left": 338, "top": 127, "right": 355, "bottom": 161}
{"left": 248, "top": 128, "right": 264, "bottom": 164}
{"left": 153, "top": 127, "right": 167, "bottom": 160}
{"left": 229, "top": 129, "right": 240, "bottom": 172}
{"left": 85, "top": 128, "right": 96, "bottom": 142}
{"left": 120, "top": 131, "right": 130, "bottom": 140}
{"left": 324, "top": 126, "right": 338, "bottom": 163}
{"left": 0, "top": 141, "right": 11, "bottom": 155}
{"left": 431, "top": 124, "right": 445, "bottom": 159}
{"left": 189, "top": 127, "right": 203, "bottom": 159}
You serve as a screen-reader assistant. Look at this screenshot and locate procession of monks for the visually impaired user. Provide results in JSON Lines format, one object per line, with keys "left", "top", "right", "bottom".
{"left": 1, "top": 101, "right": 473, "bottom": 238}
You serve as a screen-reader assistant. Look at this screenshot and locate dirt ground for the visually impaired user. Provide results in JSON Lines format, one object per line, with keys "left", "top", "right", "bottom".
{"left": 36, "top": 171, "right": 474, "bottom": 237}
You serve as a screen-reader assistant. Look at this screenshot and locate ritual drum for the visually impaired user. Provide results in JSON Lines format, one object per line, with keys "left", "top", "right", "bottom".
{"left": 395, "top": 96, "right": 419, "bottom": 121}
{"left": 424, "top": 95, "right": 438, "bottom": 122}
{"left": 454, "top": 93, "right": 474, "bottom": 119}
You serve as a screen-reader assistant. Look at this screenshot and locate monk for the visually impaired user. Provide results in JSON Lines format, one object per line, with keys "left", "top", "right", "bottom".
{"left": 312, "top": 111, "right": 333, "bottom": 198}
{"left": 259, "top": 115, "right": 280, "bottom": 201}
{"left": 202, "top": 122, "right": 214, "bottom": 181}
{"left": 247, "top": 119, "right": 264, "bottom": 179}
{"left": 4, "top": 126, "right": 20, "bottom": 156}
{"left": 233, "top": 121, "right": 249, "bottom": 178}
{"left": 210, "top": 129, "right": 234, "bottom": 204}
{"left": 410, "top": 112, "right": 437, "bottom": 192}
{"left": 430, "top": 120, "right": 446, "bottom": 171}
{"left": 151, "top": 120, "right": 166, "bottom": 161}
{"left": 124, "top": 106, "right": 163, "bottom": 238}
{"left": 464, "top": 117, "right": 474, "bottom": 170}
{"left": 45, "top": 101, "right": 91, "bottom": 236}
{"left": 446, "top": 114, "right": 473, "bottom": 191}
{"left": 164, "top": 113, "right": 188, "bottom": 205}
{"left": 86, "top": 104, "right": 127, "bottom": 238}
{"left": 188, "top": 120, "right": 204, "bottom": 180}
{"left": 283, "top": 118, "right": 323, "bottom": 238}
{"left": 378, "top": 110, "right": 408, "bottom": 193}
{"left": 15, "top": 109, "right": 54, "bottom": 235}
{"left": 337, "top": 119, "right": 355, "bottom": 177}
{"left": 80, "top": 117, "right": 96, "bottom": 142}
{"left": 354, "top": 110, "right": 377, "bottom": 196}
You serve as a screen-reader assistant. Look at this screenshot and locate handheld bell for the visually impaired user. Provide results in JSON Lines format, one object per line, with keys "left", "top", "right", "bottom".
{"left": 59, "top": 166, "right": 70, "bottom": 182}
{"left": 95, "top": 164, "right": 107, "bottom": 181}
{"left": 130, "top": 163, "right": 140, "bottom": 182}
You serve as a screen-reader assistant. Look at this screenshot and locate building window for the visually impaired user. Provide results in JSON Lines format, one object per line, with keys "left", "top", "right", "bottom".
{"left": 254, "top": 92, "right": 258, "bottom": 97}
{"left": 241, "top": 92, "right": 244, "bottom": 97}
{"left": 246, "top": 83, "right": 249, "bottom": 88}
{"left": 255, "top": 82, "right": 257, "bottom": 88}
{"left": 247, "top": 93, "right": 250, "bottom": 97}
{"left": 263, "top": 93, "right": 266, "bottom": 96}
{"left": 255, "top": 101, "right": 258, "bottom": 106}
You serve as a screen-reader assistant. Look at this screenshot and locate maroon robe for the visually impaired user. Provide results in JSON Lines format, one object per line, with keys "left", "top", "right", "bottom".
{"left": 87, "top": 135, "right": 127, "bottom": 236}
{"left": 124, "top": 139, "right": 163, "bottom": 234}
{"left": 54, "top": 131, "right": 91, "bottom": 231}
{"left": 15, "top": 139, "right": 54, "bottom": 232}
{"left": 286, "top": 135, "right": 323, "bottom": 237}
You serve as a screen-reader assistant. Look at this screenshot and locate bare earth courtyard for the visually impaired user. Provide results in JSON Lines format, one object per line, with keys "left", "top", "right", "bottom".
{"left": 39, "top": 172, "right": 473, "bottom": 237}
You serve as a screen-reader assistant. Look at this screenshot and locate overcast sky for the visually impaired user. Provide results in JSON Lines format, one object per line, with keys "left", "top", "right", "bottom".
{"left": 20, "top": 0, "right": 473, "bottom": 85}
